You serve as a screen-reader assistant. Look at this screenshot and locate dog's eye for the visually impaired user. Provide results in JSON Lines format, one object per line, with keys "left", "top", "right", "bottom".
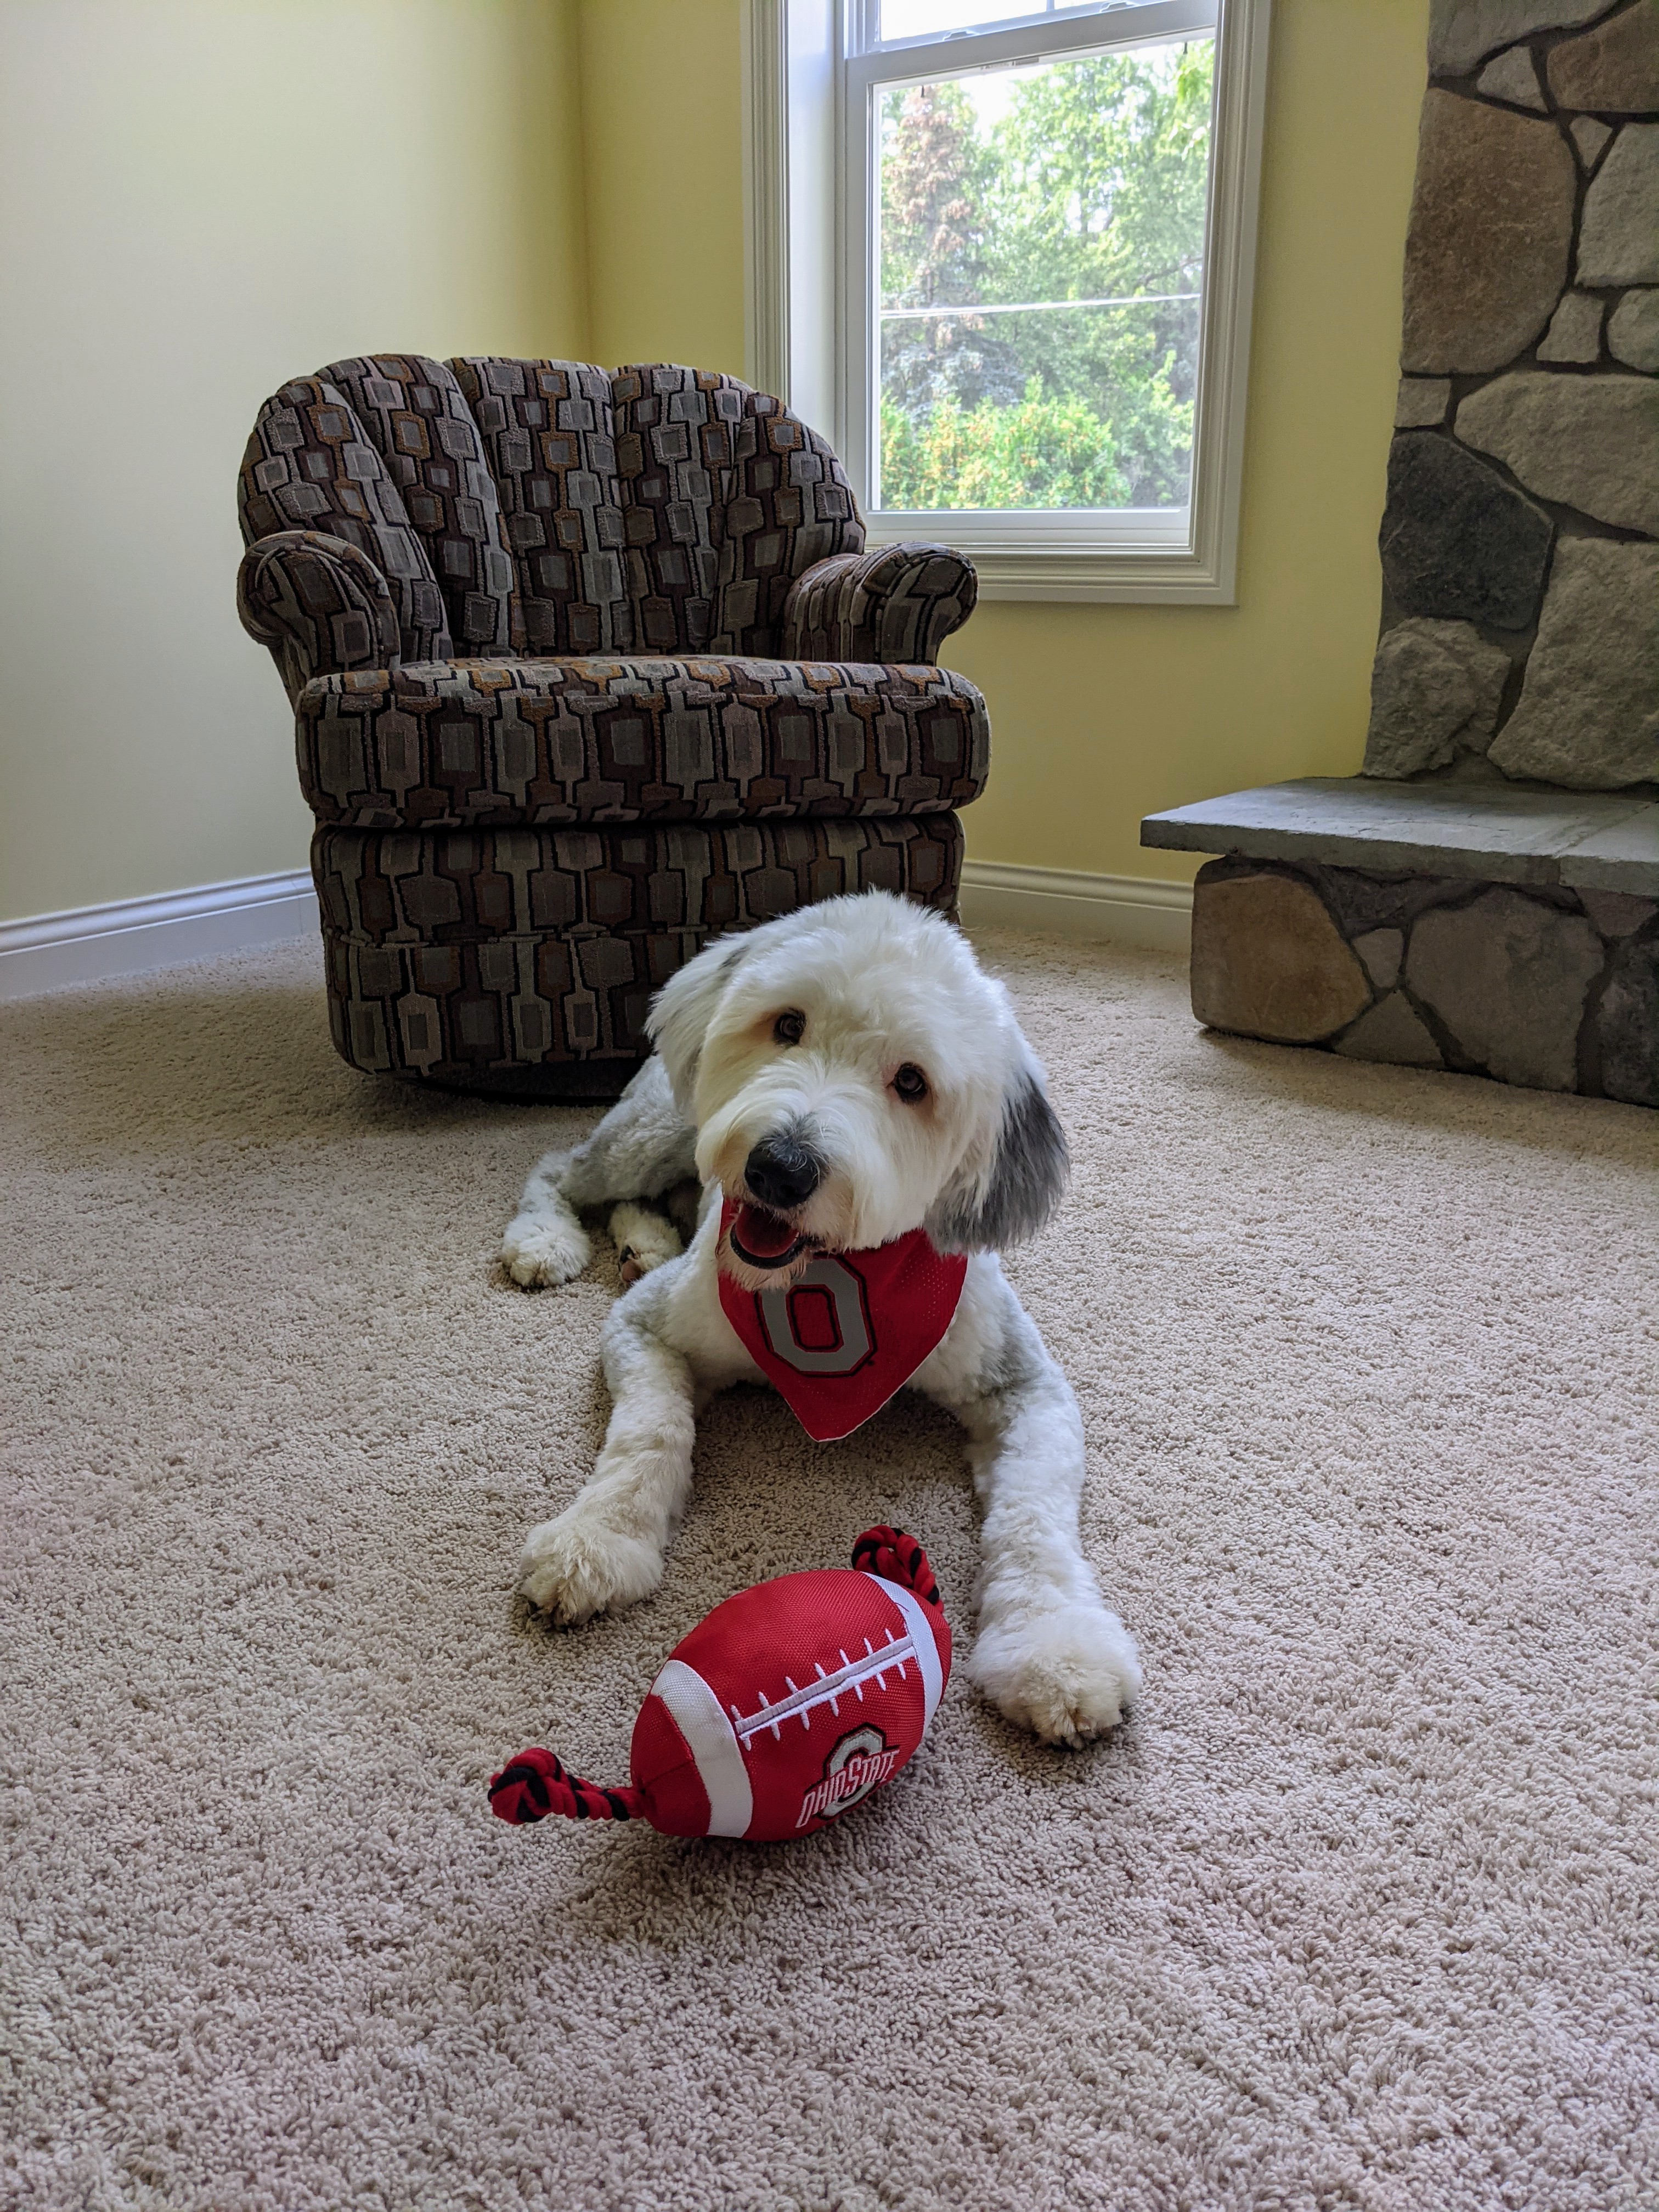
{"left": 892, "top": 1064, "right": 928, "bottom": 1104}
{"left": 774, "top": 1010, "right": 806, "bottom": 1047}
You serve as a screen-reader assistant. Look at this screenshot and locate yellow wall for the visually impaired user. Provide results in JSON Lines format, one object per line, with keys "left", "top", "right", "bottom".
{"left": 0, "top": 0, "right": 588, "bottom": 924}
{"left": 578, "top": 0, "right": 747, "bottom": 377}
{"left": 0, "top": 0, "right": 1427, "bottom": 924}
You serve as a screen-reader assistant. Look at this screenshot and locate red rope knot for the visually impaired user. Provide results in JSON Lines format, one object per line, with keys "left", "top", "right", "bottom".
{"left": 850, "top": 1524, "right": 943, "bottom": 1610}
{"left": 488, "top": 1747, "right": 646, "bottom": 1826}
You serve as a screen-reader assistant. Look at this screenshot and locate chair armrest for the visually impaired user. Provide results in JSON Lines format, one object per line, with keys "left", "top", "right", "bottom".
{"left": 236, "top": 530, "right": 401, "bottom": 703}
{"left": 780, "top": 543, "right": 978, "bottom": 666}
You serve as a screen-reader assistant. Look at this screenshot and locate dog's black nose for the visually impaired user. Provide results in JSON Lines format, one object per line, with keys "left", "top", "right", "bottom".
{"left": 744, "top": 1136, "right": 821, "bottom": 1212}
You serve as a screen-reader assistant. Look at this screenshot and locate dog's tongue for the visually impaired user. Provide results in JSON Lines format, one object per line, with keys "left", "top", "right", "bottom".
{"left": 733, "top": 1204, "right": 799, "bottom": 1259}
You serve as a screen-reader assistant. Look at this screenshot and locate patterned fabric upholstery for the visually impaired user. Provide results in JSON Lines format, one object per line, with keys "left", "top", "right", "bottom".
{"left": 237, "top": 356, "right": 985, "bottom": 1093}
{"left": 237, "top": 532, "right": 402, "bottom": 704}
{"left": 781, "top": 543, "right": 978, "bottom": 666}
{"left": 296, "top": 655, "right": 988, "bottom": 830}
{"left": 612, "top": 364, "right": 745, "bottom": 654}
{"left": 314, "top": 816, "right": 962, "bottom": 1090}
{"left": 701, "top": 376, "right": 865, "bottom": 657}
{"left": 239, "top": 377, "right": 452, "bottom": 663}
{"left": 314, "top": 354, "right": 517, "bottom": 653}
{"left": 452, "top": 357, "right": 630, "bottom": 656}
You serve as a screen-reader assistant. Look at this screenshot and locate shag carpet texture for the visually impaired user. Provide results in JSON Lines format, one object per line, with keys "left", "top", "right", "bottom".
{"left": 1, "top": 931, "right": 1654, "bottom": 2211}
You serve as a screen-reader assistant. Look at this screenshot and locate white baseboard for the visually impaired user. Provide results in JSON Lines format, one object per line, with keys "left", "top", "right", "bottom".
{"left": 0, "top": 870, "right": 318, "bottom": 1001}
{"left": 959, "top": 859, "right": 1193, "bottom": 953}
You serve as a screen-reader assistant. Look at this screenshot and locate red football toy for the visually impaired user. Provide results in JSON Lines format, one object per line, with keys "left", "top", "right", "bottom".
{"left": 489, "top": 1527, "right": 950, "bottom": 1842}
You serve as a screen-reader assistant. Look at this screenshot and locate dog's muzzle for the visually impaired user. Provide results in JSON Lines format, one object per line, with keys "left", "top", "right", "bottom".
{"left": 729, "top": 1136, "right": 823, "bottom": 1271}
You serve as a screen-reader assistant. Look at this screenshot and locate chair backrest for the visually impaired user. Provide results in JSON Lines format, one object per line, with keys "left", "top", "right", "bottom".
{"left": 238, "top": 356, "right": 865, "bottom": 666}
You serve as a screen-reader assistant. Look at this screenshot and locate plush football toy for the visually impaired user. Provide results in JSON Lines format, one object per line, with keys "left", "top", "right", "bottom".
{"left": 489, "top": 1527, "right": 950, "bottom": 1842}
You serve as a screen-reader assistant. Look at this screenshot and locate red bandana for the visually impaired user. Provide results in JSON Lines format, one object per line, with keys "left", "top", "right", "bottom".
{"left": 717, "top": 1200, "right": 968, "bottom": 1442}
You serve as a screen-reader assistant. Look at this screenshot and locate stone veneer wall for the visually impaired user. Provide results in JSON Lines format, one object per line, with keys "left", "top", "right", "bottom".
{"left": 1365, "top": 0, "right": 1658, "bottom": 792}
{"left": 1190, "top": 859, "right": 1657, "bottom": 1103}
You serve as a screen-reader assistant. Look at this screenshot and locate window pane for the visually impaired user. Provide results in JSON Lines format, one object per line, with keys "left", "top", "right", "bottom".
{"left": 877, "top": 1, "right": 1164, "bottom": 40}
{"left": 874, "top": 35, "right": 1214, "bottom": 513}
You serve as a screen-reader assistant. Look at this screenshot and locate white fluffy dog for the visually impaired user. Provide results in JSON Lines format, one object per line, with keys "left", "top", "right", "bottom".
{"left": 500, "top": 890, "right": 1142, "bottom": 1746}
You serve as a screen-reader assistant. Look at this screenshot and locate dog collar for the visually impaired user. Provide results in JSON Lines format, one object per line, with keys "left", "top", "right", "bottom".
{"left": 716, "top": 1199, "right": 968, "bottom": 1443}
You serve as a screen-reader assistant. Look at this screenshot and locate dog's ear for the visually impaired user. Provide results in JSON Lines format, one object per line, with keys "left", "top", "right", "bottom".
{"left": 647, "top": 934, "right": 751, "bottom": 1117}
{"left": 928, "top": 1060, "right": 1070, "bottom": 1253}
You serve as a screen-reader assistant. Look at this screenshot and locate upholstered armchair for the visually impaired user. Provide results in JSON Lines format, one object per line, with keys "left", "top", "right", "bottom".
{"left": 236, "top": 355, "right": 989, "bottom": 1097}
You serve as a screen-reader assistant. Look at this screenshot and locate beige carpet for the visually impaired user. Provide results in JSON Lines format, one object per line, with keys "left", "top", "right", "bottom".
{"left": 2, "top": 930, "right": 1655, "bottom": 2212}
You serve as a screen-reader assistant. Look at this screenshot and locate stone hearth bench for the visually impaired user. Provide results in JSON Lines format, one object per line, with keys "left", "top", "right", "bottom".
{"left": 1141, "top": 778, "right": 1657, "bottom": 1105}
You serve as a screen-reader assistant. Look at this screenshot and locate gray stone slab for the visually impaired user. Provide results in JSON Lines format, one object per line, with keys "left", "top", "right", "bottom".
{"left": 1577, "top": 887, "right": 1658, "bottom": 936}
{"left": 1578, "top": 123, "right": 1659, "bottom": 287}
{"left": 1333, "top": 991, "right": 1446, "bottom": 1069}
{"left": 1380, "top": 432, "right": 1553, "bottom": 629}
{"left": 1548, "top": 0, "right": 1659, "bottom": 113}
{"left": 1395, "top": 377, "right": 1452, "bottom": 428}
{"left": 1608, "top": 287, "right": 1659, "bottom": 370}
{"left": 1536, "top": 291, "right": 1605, "bottom": 362}
{"left": 1190, "top": 873, "right": 1370, "bottom": 1042}
{"left": 1429, "top": 0, "right": 1620, "bottom": 79}
{"left": 1407, "top": 889, "right": 1604, "bottom": 1091}
{"left": 1141, "top": 778, "right": 1657, "bottom": 891}
{"left": 1559, "top": 805, "right": 1659, "bottom": 895}
{"left": 1598, "top": 930, "right": 1659, "bottom": 1107}
{"left": 1475, "top": 44, "right": 1549, "bottom": 110}
{"left": 1487, "top": 539, "right": 1659, "bottom": 789}
{"left": 1364, "top": 618, "right": 1511, "bottom": 777}
{"left": 1455, "top": 371, "right": 1659, "bottom": 536}
{"left": 1352, "top": 927, "right": 1405, "bottom": 990}
{"left": 1402, "top": 93, "right": 1576, "bottom": 374}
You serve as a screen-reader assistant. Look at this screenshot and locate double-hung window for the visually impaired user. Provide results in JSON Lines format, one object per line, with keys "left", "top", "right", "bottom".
{"left": 744, "top": 0, "right": 1271, "bottom": 601}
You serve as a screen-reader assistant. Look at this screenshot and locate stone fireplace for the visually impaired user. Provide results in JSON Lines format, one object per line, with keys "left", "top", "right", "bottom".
{"left": 1142, "top": 0, "right": 1656, "bottom": 1106}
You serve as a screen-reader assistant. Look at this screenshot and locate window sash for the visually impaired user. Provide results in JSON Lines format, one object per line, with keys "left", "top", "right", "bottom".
{"left": 848, "top": 0, "right": 1216, "bottom": 66}
{"left": 842, "top": 0, "right": 1222, "bottom": 546}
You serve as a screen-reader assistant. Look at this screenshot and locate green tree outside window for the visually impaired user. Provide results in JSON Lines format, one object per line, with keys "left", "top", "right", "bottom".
{"left": 877, "top": 38, "right": 1214, "bottom": 512}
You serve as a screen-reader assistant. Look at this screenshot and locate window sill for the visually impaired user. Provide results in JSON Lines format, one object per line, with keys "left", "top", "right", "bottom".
{"left": 862, "top": 510, "right": 1237, "bottom": 603}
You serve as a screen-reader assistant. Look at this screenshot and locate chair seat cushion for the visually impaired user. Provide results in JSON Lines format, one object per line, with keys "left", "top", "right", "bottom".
{"left": 296, "top": 654, "right": 989, "bottom": 829}
{"left": 312, "top": 815, "right": 962, "bottom": 1087}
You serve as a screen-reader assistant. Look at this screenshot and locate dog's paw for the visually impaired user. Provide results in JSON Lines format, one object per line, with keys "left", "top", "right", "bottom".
{"left": 968, "top": 1606, "right": 1143, "bottom": 1747}
{"left": 501, "top": 1207, "right": 591, "bottom": 1289}
{"left": 608, "top": 1203, "right": 682, "bottom": 1288}
{"left": 518, "top": 1506, "right": 664, "bottom": 1625}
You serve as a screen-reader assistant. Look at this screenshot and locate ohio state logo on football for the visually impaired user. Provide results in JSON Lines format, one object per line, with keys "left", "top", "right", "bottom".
{"left": 797, "top": 1724, "right": 902, "bottom": 1827}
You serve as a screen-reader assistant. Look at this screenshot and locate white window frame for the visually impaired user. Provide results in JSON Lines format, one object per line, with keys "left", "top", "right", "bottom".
{"left": 743, "top": 0, "right": 1271, "bottom": 603}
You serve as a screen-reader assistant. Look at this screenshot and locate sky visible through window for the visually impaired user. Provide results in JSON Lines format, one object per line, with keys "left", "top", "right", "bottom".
{"left": 875, "top": 32, "right": 1214, "bottom": 513}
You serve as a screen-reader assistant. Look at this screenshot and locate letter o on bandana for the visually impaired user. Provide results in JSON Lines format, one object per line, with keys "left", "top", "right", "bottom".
{"left": 758, "top": 1256, "right": 873, "bottom": 1376}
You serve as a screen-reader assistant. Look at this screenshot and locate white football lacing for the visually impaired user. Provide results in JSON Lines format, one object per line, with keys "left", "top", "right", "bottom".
{"left": 729, "top": 1632, "right": 916, "bottom": 1743}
